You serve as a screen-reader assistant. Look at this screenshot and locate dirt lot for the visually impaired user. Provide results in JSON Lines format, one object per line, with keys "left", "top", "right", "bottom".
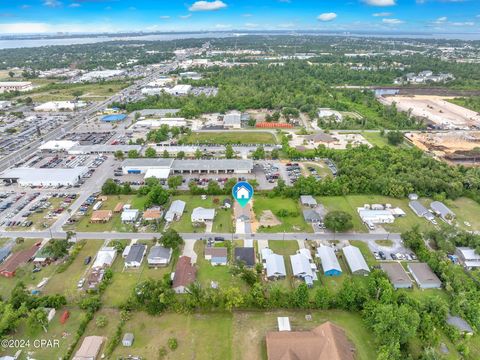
{"left": 380, "top": 95, "right": 480, "bottom": 129}
{"left": 406, "top": 131, "right": 480, "bottom": 159}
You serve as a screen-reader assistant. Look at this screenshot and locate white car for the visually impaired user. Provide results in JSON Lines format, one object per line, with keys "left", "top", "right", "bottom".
{"left": 77, "top": 278, "right": 85, "bottom": 289}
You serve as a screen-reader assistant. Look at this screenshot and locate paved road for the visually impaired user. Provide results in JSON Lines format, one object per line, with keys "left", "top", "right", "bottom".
{"left": 0, "top": 230, "right": 402, "bottom": 241}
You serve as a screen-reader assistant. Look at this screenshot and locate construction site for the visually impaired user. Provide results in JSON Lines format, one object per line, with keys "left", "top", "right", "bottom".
{"left": 406, "top": 131, "right": 480, "bottom": 164}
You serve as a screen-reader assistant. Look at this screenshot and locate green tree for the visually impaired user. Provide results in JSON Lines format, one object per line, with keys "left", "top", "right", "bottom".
{"left": 167, "top": 175, "right": 182, "bottom": 190}
{"left": 160, "top": 229, "right": 184, "bottom": 251}
{"left": 252, "top": 146, "right": 265, "bottom": 160}
{"left": 176, "top": 151, "right": 185, "bottom": 159}
{"left": 114, "top": 150, "right": 124, "bottom": 160}
{"left": 102, "top": 179, "right": 120, "bottom": 195}
{"left": 127, "top": 149, "right": 140, "bottom": 158}
{"left": 162, "top": 150, "right": 170, "bottom": 158}
{"left": 324, "top": 211, "right": 353, "bottom": 232}
{"left": 387, "top": 131, "right": 404, "bottom": 146}
{"left": 194, "top": 149, "right": 202, "bottom": 159}
{"left": 96, "top": 315, "right": 108, "bottom": 328}
{"left": 44, "top": 239, "right": 69, "bottom": 259}
{"left": 225, "top": 144, "right": 234, "bottom": 159}
{"left": 145, "top": 147, "right": 157, "bottom": 158}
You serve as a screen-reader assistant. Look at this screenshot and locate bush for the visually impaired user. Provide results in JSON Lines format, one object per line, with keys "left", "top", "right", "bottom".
{"left": 168, "top": 337, "right": 178, "bottom": 350}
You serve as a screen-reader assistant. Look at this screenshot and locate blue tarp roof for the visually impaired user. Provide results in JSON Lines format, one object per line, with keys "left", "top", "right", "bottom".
{"left": 102, "top": 114, "right": 127, "bottom": 122}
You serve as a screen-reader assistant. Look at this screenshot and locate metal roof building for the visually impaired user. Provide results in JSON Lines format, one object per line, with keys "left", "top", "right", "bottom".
{"left": 147, "top": 245, "right": 172, "bottom": 267}
{"left": 101, "top": 114, "right": 127, "bottom": 122}
{"left": 300, "top": 195, "right": 317, "bottom": 207}
{"left": 171, "top": 159, "right": 253, "bottom": 174}
{"left": 0, "top": 167, "right": 88, "bottom": 187}
{"left": 381, "top": 262, "right": 412, "bottom": 289}
{"left": 407, "top": 262, "right": 441, "bottom": 289}
{"left": 266, "top": 253, "right": 286, "bottom": 280}
{"left": 343, "top": 245, "right": 370, "bottom": 276}
{"left": 456, "top": 247, "right": 480, "bottom": 270}
{"left": 290, "top": 253, "right": 315, "bottom": 287}
{"left": 409, "top": 201, "right": 434, "bottom": 220}
{"left": 317, "top": 245, "right": 342, "bottom": 276}
{"left": 430, "top": 201, "right": 455, "bottom": 222}
{"left": 125, "top": 244, "right": 146, "bottom": 268}
{"left": 68, "top": 144, "right": 142, "bottom": 155}
{"left": 446, "top": 315, "right": 473, "bottom": 335}
{"left": 191, "top": 207, "right": 215, "bottom": 223}
{"left": 165, "top": 200, "right": 186, "bottom": 222}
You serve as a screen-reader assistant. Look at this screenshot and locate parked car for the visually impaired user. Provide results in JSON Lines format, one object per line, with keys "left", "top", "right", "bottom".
{"left": 84, "top": 256, "right": 91, "bottom": 265}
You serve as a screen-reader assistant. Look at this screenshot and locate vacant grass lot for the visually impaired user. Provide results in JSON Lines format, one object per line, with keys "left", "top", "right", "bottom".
{"left": 181, "top": 131, "right": 277, "bottom": 145}
{"left": 18, "top": 80, "right": 130, "bottom": 102}
{"left": 168, "top": 195, "right": 233, "bottom": 233}
{"left": 445, "top": 197, "right": 480, "bottom": 231}
{"left": 43, "top": 240, "right": 104, "bottom": 301}
{"left": 319, "top": 195, "right": 434, "bottom": 233}
{"left": 71, "top": 195, "right": 147, "bottom": 232}
{"left": 7, "top": 306, "right": 87, "bottom": 360}
{"left": 268, "top": 240, "right": 299, "bottom": 255}
{"left": 253, "top": 196, "right": 311, "bottom": 233}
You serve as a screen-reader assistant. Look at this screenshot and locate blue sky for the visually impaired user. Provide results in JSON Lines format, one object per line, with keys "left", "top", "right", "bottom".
{"left": 0, "top": 0, "right": 479, "bottom": 34}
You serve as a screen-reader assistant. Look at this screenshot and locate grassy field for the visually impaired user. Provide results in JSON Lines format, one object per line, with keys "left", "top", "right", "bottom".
{"left": 253, "top": 196, "right": 311, "bottom": 233}
{"left": 43, "top": 240, "right": 104, "bottom": 301}
{"left": 16, "top": 80, "right": 131, "bottom": 102}
{"left": 319, "top": 195, "right": 435, "bottom": 233}
{"left": 232, "top": 310, "right": 377, "bottom": 360}
{"left": 168, "top": 195, "right": 233, "bottom": 233}
{"left": 444, "top": 197, "right": 480, "bottom": 231}
{"left": 7, "top": 306, "right": 88, "bottom": 360}
{"left": 70, "top": 195, "right": 148, "bottom": 232}
{"left": 361, "top": 131, "right": 391, "bottom": 147}
{"left": 181, "top": 131, "right": 277, "bottom": 145}
{"left": 268, "top": 240, "right": 299, "bottom": 255}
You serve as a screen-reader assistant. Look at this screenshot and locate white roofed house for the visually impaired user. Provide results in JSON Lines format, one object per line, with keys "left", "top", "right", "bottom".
{"left": 300, "top": 195, "right": 317, "bottom": 207}
{"left": 342, "top": 245, "right": 370, "bottom": 276}
{"left": 92, "top": 247, "right": 117, "bottom": 269}
{"left": 191, "top": 207, "right": 215, "bottom": 223}
{"left": 165, "top": 200, "right": 186, "bottom": 222}
{"left": 290, "top": 253, "right": 315, "bottom": 287}
{"left": 266, "top": 254, "right": 287, "bottom": 280}
{"left": 316, "top": 245, "right": 342, "bottom": 277}
{"left": 121, "top": 209, "right": 139, "bottom": 223}
{"left": 456, "top": 247, "right": 480, "bottom": 270}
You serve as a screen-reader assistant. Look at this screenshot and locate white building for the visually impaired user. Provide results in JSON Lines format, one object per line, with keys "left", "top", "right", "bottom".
{"left": 134, "top": 118, "right": 187, "bottom": 128}
{"left": 265, "top": 253, "right": 287, "bottom": 280}
{"left": 39, "top": 140, "right": 79, "bottom": 152}
{"left": 223, "top": 111, "right": 242, "bottom": 129}
{"left": 456, "top": 247, "right": 480, "bottom": 270}
{"left": 0, "top": 101, "right": 12, "bottom": 109}
{"left": 0, "top": 167, "right": 87, "bottom": 187}
{"left": 290, "top": 253, "right": 315, "bottom": 287}
{"left": 318, "top": 108, "right": 343, "bottom": 121}
{"left": 0, "top": 81, "right": 33, "bottom": 93}
{"left": 165, "top": 84, "right": 192, "bottom": 96}
{"left": 78, "top": 70, "right": 124, "bottom": 82}
{"left": 191, "top": 207, "right": 215, "bottom": 223}
{"left": 316, "top": 245, "right": 342, "bottom": 276}
{"left": 357, "top": 208, "right": 395, "bottom": 224}
{"left": 34, "top": 101, "right": 86, "bottom": 112}
{"left": 165, "top": 200, "right": 186, "bottom": 222}
{"left": 121, "top": 209, "right": 139, "bottom": 223}
{"left": 343, "top": 245, "right": 370, "bottom": 275}
{"left": 92, "top": 247, "right": 117, "bottom": 269}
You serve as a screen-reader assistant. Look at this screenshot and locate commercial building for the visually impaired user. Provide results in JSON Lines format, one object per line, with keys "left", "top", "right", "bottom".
{"left": 122, "top": 158, "right": 254, "bottom": 176}
{"left": 172, "top": 256, "right": 196, "bottom": 293}
{"left": 133, "top": 118, "right": 188, "bottom": 128}
{"left": 316, "top": 245, "right": 342, "bottom": 276}
{"left": 456, "top": 247, "right": 480, "bottom": 270}
{"left": 223, "top": 111, "right": 242, "bottom": 129}
{"left": 343, "top": 245, "right": 370, "bottom": 276}
{"left": 165, "top": 84, "right": 192, "bottom": 96}
{"left": 165, "top": 200, "right": 186, "bottom": 222}
{"left": 0, "top": 167, "right": 88, "bottom": 187}
{"left": 34, "top": 101, "right": 86, "bottom": 112}
{"left": 78, "top": 70, "right": 124, "bottom": 82}
{"left": 381, "top": 262, "right": 412, "bottom": 289}
{"left": 101, "top": 114, "right": 127, "bottom": 122}
{"left": 68, "top": 144, "right": 142, "bottom": 155}
{"left": 0, "top": 81, "right": 33, "bottom": 93}
{"left": 407, "top": 262, "right": 441, "bottom": 289}
{"left": 147, "top": 245, "right": 172, "bottom": 267}
{"left": 39, "top": 140, "right": 79, "bottom": 152}
{"left": 265, "top": 321, "right": 355, "bottom": 360}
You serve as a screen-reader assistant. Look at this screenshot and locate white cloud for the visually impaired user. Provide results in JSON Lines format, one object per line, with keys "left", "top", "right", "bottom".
{"left": 450, "top": 21, "right": 474, "bottom": 26}
{"left": 382, "top": 18, "right": 404, "bottom": 24}
{"left": 43, "top": 0, "right": 62, "bottom": 7}
{"left": 215, "top": 23, "right": 231, "bottom": 28}
{"left": 188, "top": 1, "right": 227, "bottom": 12}
{"left": 317, "top": 12, "right": 337, "bottom": 22}
{"left": 159, "top": 15, "right": 170, "bottom": 19}
{"left": 244, "top": 22, "right": 258, "bottom": 28}
{"left": 433, "top": 16, "right": 447, "bottom": 24}
{"left": 373, "top": 12, "right": 392, "bottom": 17}
{"left": 363, "top": 0, "right": 396, "bottom": 6}
{"left": 179, "top": 14, "right": 192, "bottom": 19}
{"left": 69, "top": 3, "right": 80, "bottom": 8}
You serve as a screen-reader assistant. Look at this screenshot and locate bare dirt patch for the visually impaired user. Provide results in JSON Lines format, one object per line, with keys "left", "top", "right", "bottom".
{"left": 259, "top": 210, "right": 282, "bottom": 227}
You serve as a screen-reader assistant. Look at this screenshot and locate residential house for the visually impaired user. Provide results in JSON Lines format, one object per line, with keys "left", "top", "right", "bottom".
{"left": 343, "top": 245, "right": 370, "bottom": 276}
{"left": 407, "top": 262, "right": 441, "bottom": 289}
{"left": 234, "top": 247, "right": 255, "bottom": 267}
{"left": 381, "top": 262, "right": 412, "bottom": 289}
{"left": 172, "top": 256, "right": 196, "bottom": 294}
{"left": 455, "top": 247, "right": 480, "bottom": 270}
{"left": 0, "top": 244, "right": 40, "bottom": 278}
{"left": 290, "top": 253, "right": 315, "bottom": 287}
{"left": 204, "top": 247, "right": 228, "bottom": 266}
{"left": 142, "top": 209, "right": 163, "bottom": 222}
{"left": 409, "top": 201, "right": 435, "bottom": 221}
{"left": 266, "top": 253, "right": 287, "bottom": 280}
{"left": 73, "top": 336, "right": 104, "bottom": 360}
{"left": 165, "top": 200, "right": 186, "bottom": 222}
{"left": 92, "top": 247, "right": 116, "bottom": 269}
{"left": 430, "top": 201, "right": 455, "bottom": 222}
{"left": 303, "top": 209, "right": 322, "bottom": 223}
{"left": 124, "top": 244, "right": 146, "bottom": 268}
{"left": 446, "top": 315, "right": 473, "bottom": 336}
{"left": 191, "top": 207, "right": 215, "bottom": 223}
{"left": 317, "top": 245, "right": 342, "bottom": 276}
{"left": 300, "top": 195, "right": 317, "bottom": 207}
{"left": 147, "top": 245, "right": 172, "bottom": 267}
{"left": 90, "top": 210, "right": 112, "bottom": 223}
{"left": 121, "top": 209, "right": 139, "bottom": 223}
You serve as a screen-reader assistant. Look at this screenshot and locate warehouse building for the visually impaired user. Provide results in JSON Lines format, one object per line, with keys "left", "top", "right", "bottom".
{"left": 381, "top": 263, "right": 412, "bottom": 289}
{"left": 0, "top": 81, "right": 33, "bottom": 93}
{"left": 0, "top": 167, "right": 88, "bottom": 187}
{"left": 407, "top": 262, "right": 441, "bottom": 289}
{"left": 122, "top": 159, "right": 253, "bottom": 176}
{"left": 101, "top": 114, "right": 127, "bottom": 122}
{"left": 317, "top": 245, "right": 342, "bottom": 276}
{"left": 34, "top": 101, "right": 86, "bottom": 112}
{"left": 343, "top": 245, "right": 370, "bottom": 276}
{"left": 39, "top": 140, "right": 79, "bottom": 152}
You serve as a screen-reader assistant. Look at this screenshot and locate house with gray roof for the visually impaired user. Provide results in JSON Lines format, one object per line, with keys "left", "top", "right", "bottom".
{"left": 165, "top": 200, "right": 186, "bottom": 222}
{"left": 381, "top": 262, "right": 412, "bottom": 289}
{"left": 147, "top": 245, "right": 172, "bottom": 267}
{"left": 303, "top": 209, "right": 322, "bottom": 223}
{"left": 300, "top": 195, "right": 317, "bottom": 207}
{"left": 446, "top": 315, "right": 473, "bottom": 335}
{"left": 430, "top": 201, "right": 455, "bottom": 222}
{"left": 191, "top": 207, "right": 215, "bottom": 223}
{"left": 409, "top": 201, "right": 434, "bottom": 221}
{"left": 407, "top": 262, "right": 441, "bottom": 289}
{"left": 125, "top": 244, "right": 146, "bottom": 268}
{"left": 290, "top": 253, "right": 315, "bottom": 287}
{"left": 234, "top": 247, "right": 255, "bottom": 267}
{"left": 205, "top": 247, "right": 228, "bottom": 266}
{"left": 343, "top": 245, "right": 369, "bottom": 276}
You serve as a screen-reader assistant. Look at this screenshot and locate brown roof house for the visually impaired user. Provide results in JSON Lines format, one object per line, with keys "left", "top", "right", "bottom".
{"left": 266, "top": 321, "right": 355, "bottom": 360}
{"left": 73, "top": 335, "right": 104, "bottom": 360}
{"left": 113, "top": 202, "right": 124, "bottom": 213}
{"left": 143, "top": 209, "right": 163, "bottom": 222}
{"left": 0, "top": 244, "right": 40, "bottom": 278}
{"left": 172, "top": 256, "right": 196, "bottom": 294}
{"left": 90, "top": 210, "right": 113, "bottom": 223}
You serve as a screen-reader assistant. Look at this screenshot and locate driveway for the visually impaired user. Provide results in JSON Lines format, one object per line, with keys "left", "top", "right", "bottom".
{"left": 182, "top": 239, "right": 197, "bottom": 263}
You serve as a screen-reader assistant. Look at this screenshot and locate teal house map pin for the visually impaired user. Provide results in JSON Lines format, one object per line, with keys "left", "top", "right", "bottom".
{"left": 232, "top": 181, "right": 254, "bottom": 208}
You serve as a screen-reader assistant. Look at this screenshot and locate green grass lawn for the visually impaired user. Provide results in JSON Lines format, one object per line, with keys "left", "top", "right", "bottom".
{"left": 112, "top": 312, "right": 234, "bottom": 360}
{"left": 268, "top": 240, "right": 299, "bottom": 255}
{"left": 43, "top": 240, "right": 104, "bottom": 301}
{"left": 319, "top": 195, "right": 434, "bottom": 233}
{"left": 7, "top": 306, "right": 87, "bottom": 360}
{"left": 168, "top": 195, "right": 233, "bottom": 234}
{"left": 70, "top": 195, "right": 148, "bottom": 232}
{"left": 253, "top": 196, "right": 312, "bottom": 233}
{"left": 232, "top": 310, "right": 377, "bottom": 360}
{"left": 181, "top": 131, "right": 277, "bottom": 145}
{"left": 444, "top": 197, "right": 480, "bottom": 232}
